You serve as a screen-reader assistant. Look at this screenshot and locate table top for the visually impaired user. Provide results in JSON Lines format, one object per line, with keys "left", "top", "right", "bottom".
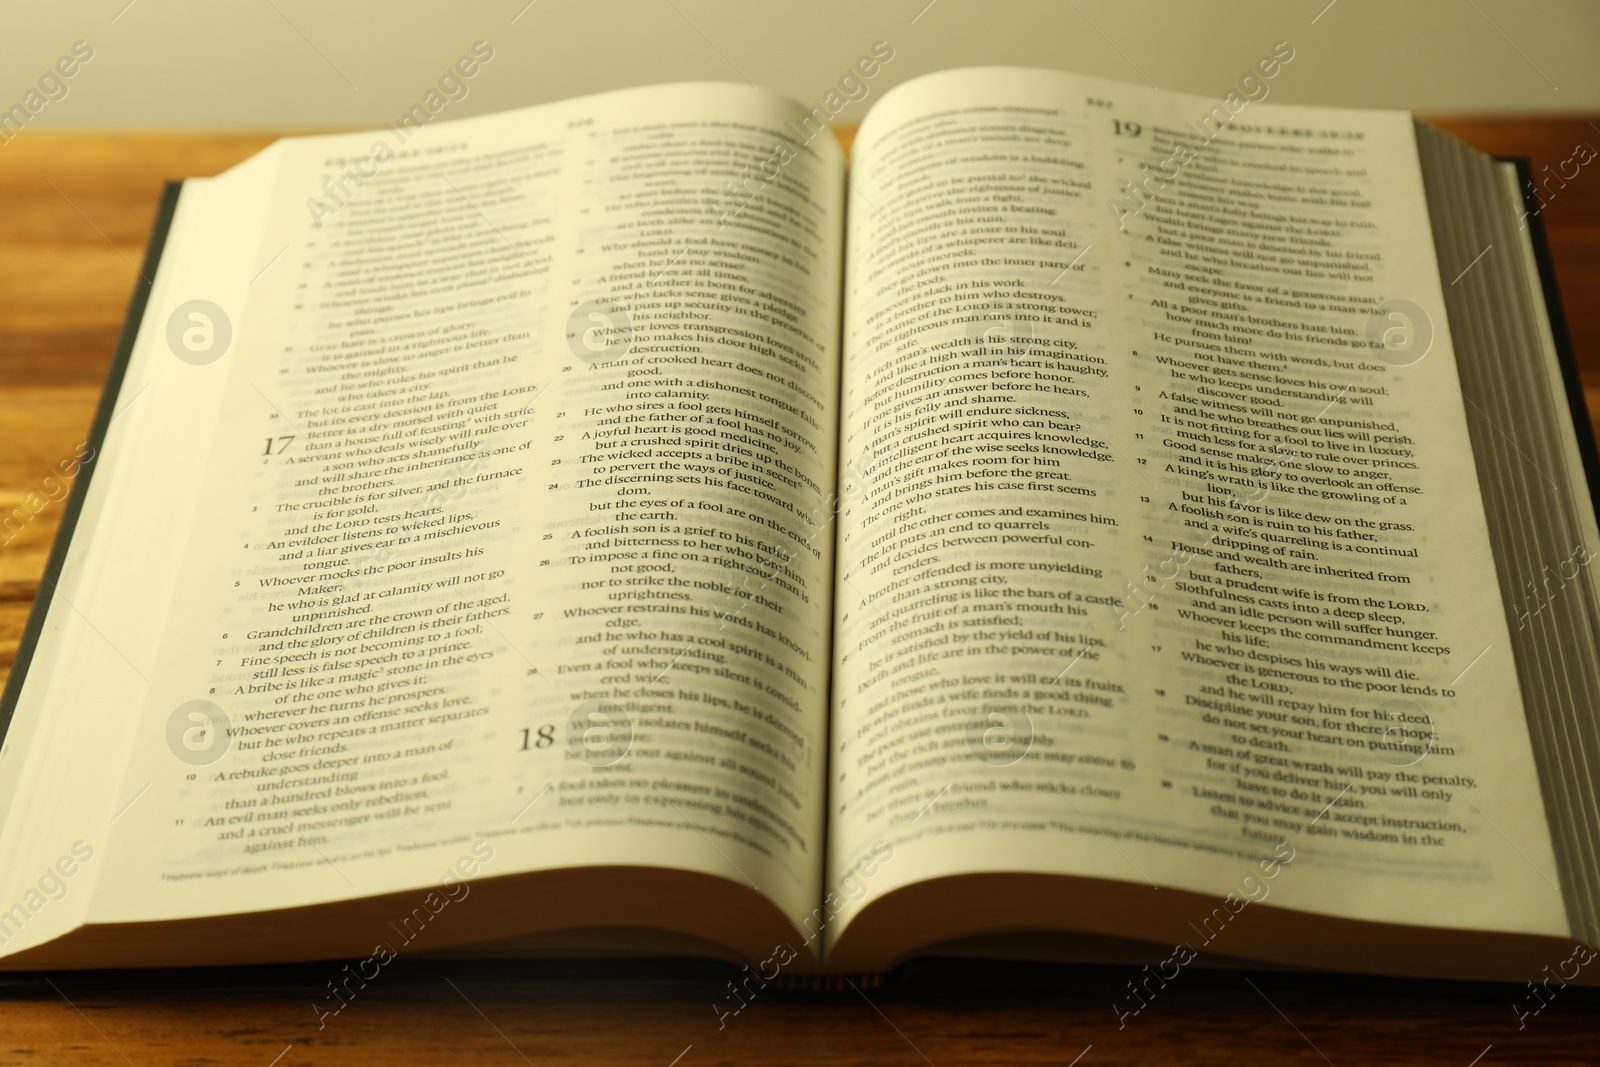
{"left": 2, "top": 119, "right": 1598, "bottom": 1064}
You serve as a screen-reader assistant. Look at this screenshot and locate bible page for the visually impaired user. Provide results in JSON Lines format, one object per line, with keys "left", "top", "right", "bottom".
{"left": 70, "top": 82, "right": 844, "bottom": 943}
{"left": 827, "top": 66, "right": 1568, "bottom": 948}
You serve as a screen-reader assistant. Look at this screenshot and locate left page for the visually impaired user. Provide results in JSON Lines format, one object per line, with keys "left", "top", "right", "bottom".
{"left": 11, "top": 80, "right": 844, "bottom": 955}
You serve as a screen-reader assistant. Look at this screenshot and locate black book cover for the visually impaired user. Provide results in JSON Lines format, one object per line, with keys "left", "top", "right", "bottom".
{"left": 0, "top": 181, "right": 184, "bottom": 744}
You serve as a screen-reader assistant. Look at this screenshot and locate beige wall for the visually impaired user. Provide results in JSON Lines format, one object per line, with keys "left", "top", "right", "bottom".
{"left": 2, "top": 0, "right": 1596, "bottom": 130}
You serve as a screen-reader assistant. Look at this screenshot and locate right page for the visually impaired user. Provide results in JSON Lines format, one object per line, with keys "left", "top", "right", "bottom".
{"left": 826, "top": 65, "right": 1571, "bottom": 962}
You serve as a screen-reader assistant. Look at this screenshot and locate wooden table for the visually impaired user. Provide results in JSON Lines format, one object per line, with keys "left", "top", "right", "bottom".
{"left": 2, "top": 121, "right": 1598, "bottom": 1064}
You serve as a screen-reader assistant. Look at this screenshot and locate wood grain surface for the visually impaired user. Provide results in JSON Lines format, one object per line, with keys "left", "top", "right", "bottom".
{"left": 1, "top": 120, "right": 1598, "bottom": 1064}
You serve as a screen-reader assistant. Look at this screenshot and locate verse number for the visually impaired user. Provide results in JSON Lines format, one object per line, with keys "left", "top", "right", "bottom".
{"left": 263, "top": 435, "right": 296, "bottom": 456}
{"left": 1113, "top": 119, "right": 1143, "bottom": 137}
{"left": 520, "top": 724, "right": 555, "bottom": 751}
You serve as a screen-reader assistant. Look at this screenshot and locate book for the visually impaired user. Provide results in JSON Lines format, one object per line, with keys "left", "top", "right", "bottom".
{"left": 3, "top": 59, "right": 1598, "bottom": 989}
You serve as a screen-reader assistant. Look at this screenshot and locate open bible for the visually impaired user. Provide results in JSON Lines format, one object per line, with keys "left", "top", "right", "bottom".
{"left": 3, "top": 61, "right": 1598, "bottom": 986}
